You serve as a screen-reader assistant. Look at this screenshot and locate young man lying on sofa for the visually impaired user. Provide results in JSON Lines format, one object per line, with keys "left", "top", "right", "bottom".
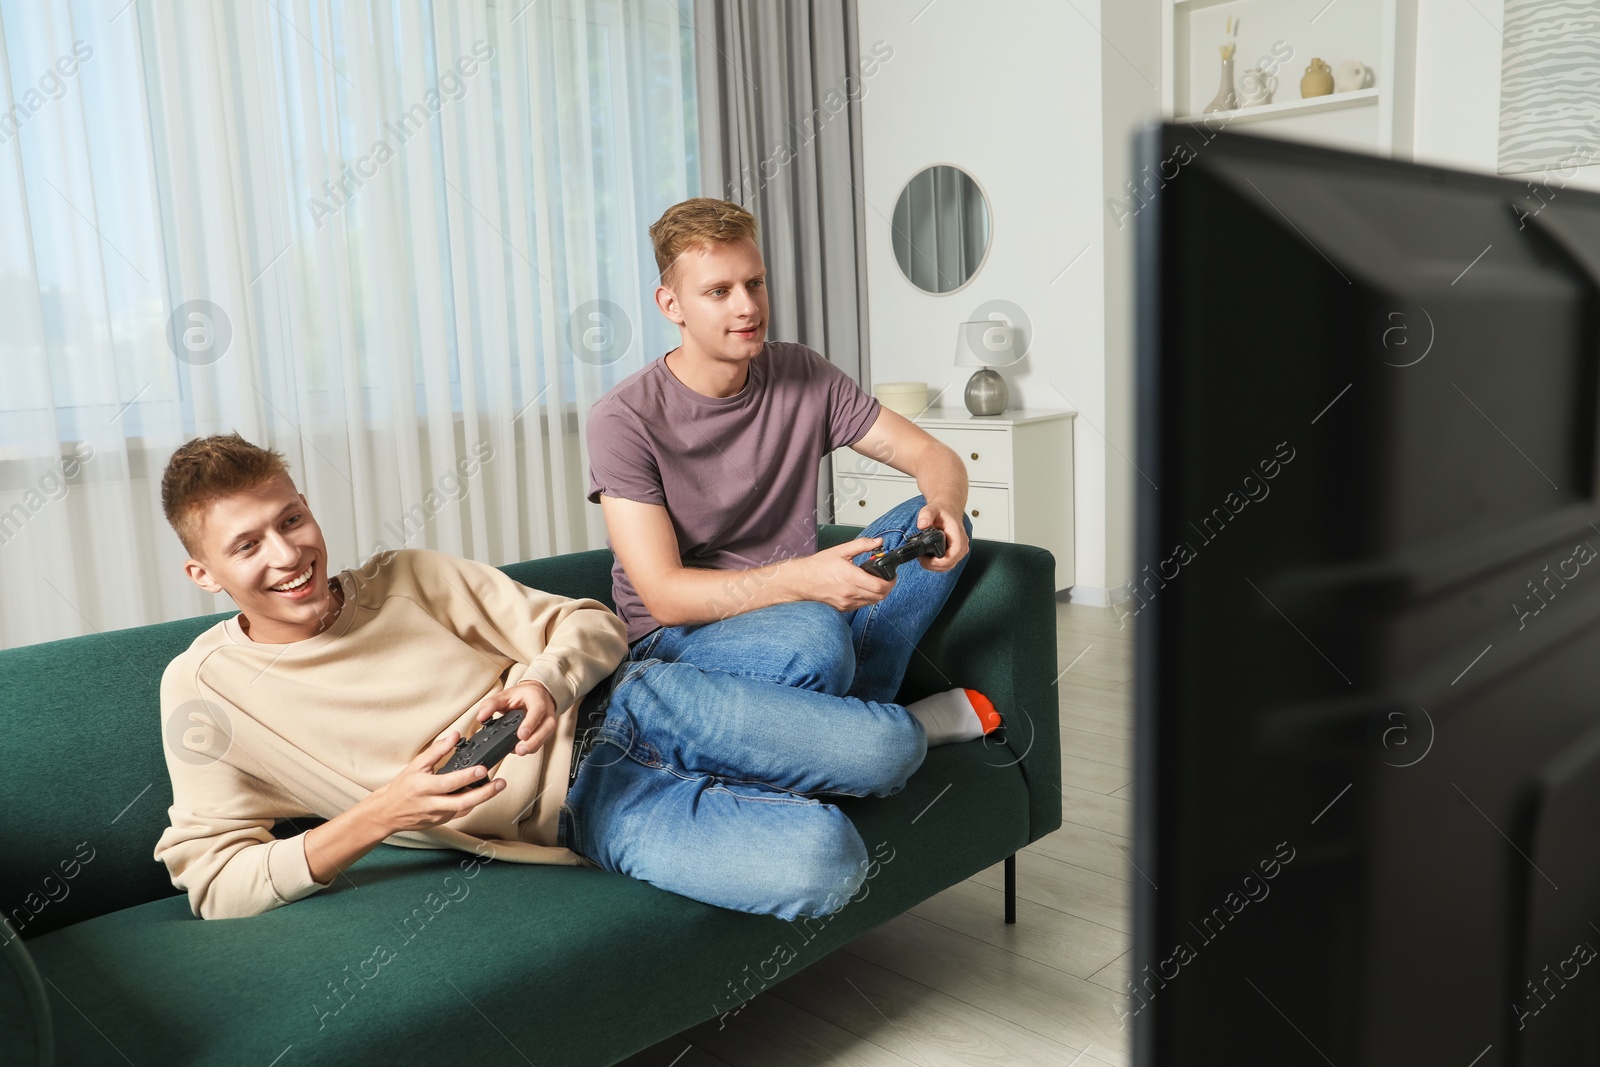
{"left": 152, "top": 434, "right": 963, "bottom": 922}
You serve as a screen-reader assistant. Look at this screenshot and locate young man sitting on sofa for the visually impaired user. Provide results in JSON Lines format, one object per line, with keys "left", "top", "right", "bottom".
{"left": 153, "top": 434, "right": 942, "bottom": 922}
{"left": 587, "top": 197, "right": 1000, "bottom": 743}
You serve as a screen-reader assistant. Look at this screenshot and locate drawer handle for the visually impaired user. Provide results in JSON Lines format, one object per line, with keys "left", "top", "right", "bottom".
{"left": 970, "top": 509, "right": 980, "bottom": 517}
{"left": 858, "top": 500, "right": 867, "bottom": 507}
{"left": 970, "top": 452, "right": 979, "bottom": 461}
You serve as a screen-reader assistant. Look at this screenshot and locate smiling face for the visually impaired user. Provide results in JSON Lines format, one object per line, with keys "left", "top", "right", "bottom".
{"left": 656, "top": 236, "right": 769, "bottom": 368}
{"left": 182, "top": 474, "right": 342, "bottom": 644}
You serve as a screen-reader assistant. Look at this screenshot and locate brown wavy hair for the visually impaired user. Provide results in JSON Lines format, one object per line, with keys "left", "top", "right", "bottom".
{"left": 161, "top": 433, "right": 292, "bottom": 555}
{"left": 648, "top": 197, "right": 759, "bottom": 290}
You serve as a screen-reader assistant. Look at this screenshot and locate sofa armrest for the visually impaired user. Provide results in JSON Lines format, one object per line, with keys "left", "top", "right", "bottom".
{"left": 820, "top": 525, "right": 1063, "bottom": 845}
{"left": 1, "top": 930, "right": 52, "bottom": 1067}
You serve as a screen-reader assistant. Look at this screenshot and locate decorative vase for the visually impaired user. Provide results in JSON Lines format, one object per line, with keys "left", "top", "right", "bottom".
{"left": 1335, "top": 59, "right": 1371, "bottom": 93}
{"left": 1204, "top": 56, "right": 1239, "bottom": 113}
{"left": 1239, "top": 66, "right": 1278, "bottom": 107}
{"left": 1301, "top": 58, "right": 1334, "bottom": 98}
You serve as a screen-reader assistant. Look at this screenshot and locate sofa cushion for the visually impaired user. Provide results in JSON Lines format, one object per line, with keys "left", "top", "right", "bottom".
{"left": 0, "top": 611, "right": 229, "bottom": 939}
{"left": 498, "top": 548, "right": 619, "bottom": 611}
{"left": 31, "top": 743, "right": 1029, "bottom": 1066}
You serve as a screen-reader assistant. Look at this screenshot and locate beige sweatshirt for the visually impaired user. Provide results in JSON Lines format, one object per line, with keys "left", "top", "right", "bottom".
{"left": 153, "top": 549, "right": 628, "bottom": 920}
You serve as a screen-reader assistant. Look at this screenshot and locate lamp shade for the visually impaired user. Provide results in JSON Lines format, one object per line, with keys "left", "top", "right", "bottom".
{"left": 954, "top": 319, "right": 1017, "bottom": 368}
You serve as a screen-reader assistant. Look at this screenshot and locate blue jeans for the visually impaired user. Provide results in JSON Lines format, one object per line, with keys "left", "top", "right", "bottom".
{"left": 559, "top": 657, "right": 924, "bottom": 920}
{"left": 634, "top": 495, "right": 974, "bottom": 703}
{"left": 558, "top": 496, "right": 971, "bottom": 919}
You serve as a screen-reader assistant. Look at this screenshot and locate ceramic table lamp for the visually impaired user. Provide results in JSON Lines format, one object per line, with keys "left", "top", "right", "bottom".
{"left": 955, "top": 320, "right": 1015, "bottom": 416}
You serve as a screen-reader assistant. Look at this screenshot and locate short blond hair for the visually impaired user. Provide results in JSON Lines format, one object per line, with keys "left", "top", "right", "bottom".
{"left": 161, "top": 433, "right": 292, "bottom": 555}
{"left": 648, "top": 198, "right": 758, "bottom": 290}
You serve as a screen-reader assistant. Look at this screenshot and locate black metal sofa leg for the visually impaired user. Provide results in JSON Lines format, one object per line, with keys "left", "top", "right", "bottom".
{"left": 1004, "top": 852, "right": 1017, "bottom": 924}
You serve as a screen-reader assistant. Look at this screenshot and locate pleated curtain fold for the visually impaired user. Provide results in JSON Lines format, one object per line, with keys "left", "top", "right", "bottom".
{"left": 691, "top": 0, "right": 874, "bottom": 419}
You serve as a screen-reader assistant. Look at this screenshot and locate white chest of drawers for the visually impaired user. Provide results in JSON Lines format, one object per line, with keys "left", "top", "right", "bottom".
{"left": 830, "top": 407, "right": 1075, "bottom": 591}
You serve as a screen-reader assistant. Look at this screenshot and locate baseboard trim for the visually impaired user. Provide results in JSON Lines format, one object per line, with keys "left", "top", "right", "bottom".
{"left": 1064, "top": 585, "right": 1111, "bottom": 608}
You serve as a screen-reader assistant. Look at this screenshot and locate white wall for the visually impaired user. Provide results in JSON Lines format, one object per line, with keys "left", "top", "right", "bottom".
{"left": 1411, "top": 0, "right": 1504, "bottom": 172}
{"left": 857, "top": 0, "right": 1119, "bottom": 595}
{"left": 1412, "top": 0, "right": 1600, "bottom": 193}
{"left": 1099, "top": 0, "right": 1164, "bottom": 603}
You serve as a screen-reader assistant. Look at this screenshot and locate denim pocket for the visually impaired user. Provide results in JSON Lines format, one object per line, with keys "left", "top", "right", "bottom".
{"left": 629, "top": 627, "right": 664, "bottom": 661}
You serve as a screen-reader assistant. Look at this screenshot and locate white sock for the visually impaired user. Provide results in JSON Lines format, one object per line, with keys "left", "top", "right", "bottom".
{"left": 904, "top": 688, "right": 1002, "bottom": 746}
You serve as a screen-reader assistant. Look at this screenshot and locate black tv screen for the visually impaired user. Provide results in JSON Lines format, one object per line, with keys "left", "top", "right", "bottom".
{"left": 1133, "top": 123, "right": 1600, "bottom": 1067}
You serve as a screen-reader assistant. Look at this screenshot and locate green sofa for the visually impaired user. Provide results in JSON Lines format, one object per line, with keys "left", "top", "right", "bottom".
{"left": 0, "top": 527, "right": 1061, "bottom": 1066}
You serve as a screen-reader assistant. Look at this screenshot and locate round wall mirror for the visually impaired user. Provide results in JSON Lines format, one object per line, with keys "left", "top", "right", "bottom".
{"left": 891, "top": 165, "right": 991, "bottom": 294}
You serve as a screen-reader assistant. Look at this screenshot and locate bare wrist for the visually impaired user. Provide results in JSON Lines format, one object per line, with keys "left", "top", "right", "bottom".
{"left": 351, "top": 792, "right": 398, "bottom": 842}
{"left": 770, "top": 557, "right": 806, "bottom": 604}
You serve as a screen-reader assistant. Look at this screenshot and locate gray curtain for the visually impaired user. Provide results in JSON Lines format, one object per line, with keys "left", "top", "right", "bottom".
{"left": 691, "top": 0, "right": 872, "bottom": 395}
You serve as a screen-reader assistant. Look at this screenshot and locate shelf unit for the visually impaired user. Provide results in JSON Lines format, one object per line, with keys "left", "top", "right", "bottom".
{"left": 1162, "top": 0, "right": 1414, "bottom": 158}
{"left": 1172, "top": 85, "right": 1379, "bottom": 125}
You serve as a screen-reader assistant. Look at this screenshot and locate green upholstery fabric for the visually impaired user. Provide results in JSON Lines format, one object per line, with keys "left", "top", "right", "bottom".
{"left": 0, "top": 534, "right": 1060, "bottom": 1066}
{"left": 0, "top": 610, "right": 230, "bottom": 939}
{"left": 497, "top": 547, "right": 619, "bottom": 610}
{"left": 0, "top": 931, "right": 52, "bottom": 1067}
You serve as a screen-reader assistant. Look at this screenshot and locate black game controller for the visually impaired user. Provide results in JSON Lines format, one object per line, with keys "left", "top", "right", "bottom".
{"left": 435, "top": 708, "right": 526, "bottom": 793}
{"left": 859, "top": 528, "right": 948, "bottom": 580}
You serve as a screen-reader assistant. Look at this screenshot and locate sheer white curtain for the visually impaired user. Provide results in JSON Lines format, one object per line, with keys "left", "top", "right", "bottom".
{"left": 0, "top": 0, "right": 699, "bottom": 649}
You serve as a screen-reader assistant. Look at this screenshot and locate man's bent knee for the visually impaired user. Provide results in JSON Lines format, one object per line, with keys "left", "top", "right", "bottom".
{"left": 784, "top": 816, "right": 869, "bottom": 919}
{"left": 862, "top": 712, "right": 925, "bottom": 796}
{"left": 757, "top": 602, "right": 854, "bottom": 695}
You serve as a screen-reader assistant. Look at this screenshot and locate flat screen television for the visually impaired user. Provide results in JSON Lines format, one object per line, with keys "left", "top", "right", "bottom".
{"left": 1132, "top": 123, "right": 1600, "bottom": 1067}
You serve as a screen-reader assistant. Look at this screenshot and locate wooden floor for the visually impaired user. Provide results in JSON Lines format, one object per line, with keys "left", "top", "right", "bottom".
{"left": 623, "top": 601, "right": 1135, "bottom": 1067}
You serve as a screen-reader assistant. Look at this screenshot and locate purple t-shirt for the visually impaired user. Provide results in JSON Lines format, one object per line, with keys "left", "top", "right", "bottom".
{"left": 587, "top": 341, "right": 882, "bottom": 642}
